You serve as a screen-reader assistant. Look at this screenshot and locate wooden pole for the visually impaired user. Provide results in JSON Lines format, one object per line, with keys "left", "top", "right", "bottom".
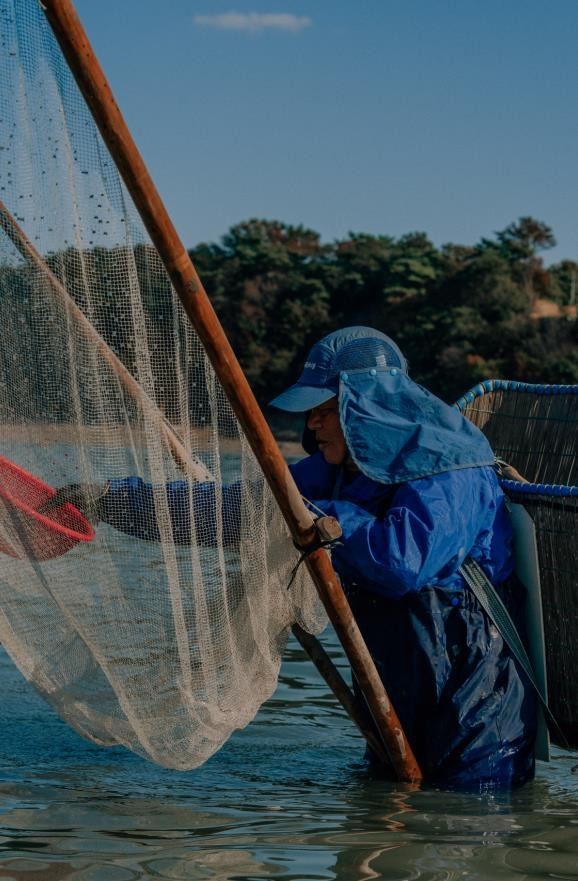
{"left": 292, "top": 624, "right": 393, "bottom": 764}
{"left": 41, "top": 0, "right": 422, "bottom": 782}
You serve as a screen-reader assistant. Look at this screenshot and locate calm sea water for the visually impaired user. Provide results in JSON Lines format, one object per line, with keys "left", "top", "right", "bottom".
{"left": 1, "top": 441, "right": 578, "bottom": 879}
{"left": 1, "top": 631, "right": 578, "bottom": 881}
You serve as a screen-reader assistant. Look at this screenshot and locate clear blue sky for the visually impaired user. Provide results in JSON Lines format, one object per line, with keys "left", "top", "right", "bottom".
{"left": 74, "top": 0, "right": 577, "bottom": 265}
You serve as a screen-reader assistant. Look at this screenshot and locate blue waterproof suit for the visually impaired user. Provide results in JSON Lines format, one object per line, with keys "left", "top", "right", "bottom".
{"left": 99, "top": 367, "right": 537, "bottom": 789}
{"left": 289, "top": 454, "right": 536, "bottom": 789}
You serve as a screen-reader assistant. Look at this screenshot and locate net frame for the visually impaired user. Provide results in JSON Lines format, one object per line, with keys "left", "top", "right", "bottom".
{"left": 0, "top": 0, "right": 322, "bottom": 769}
{"left": 41, "top": 0, "right": 422, "bottom": 781}
{"left": 0, "top": 0, "right": 420, "bottom": 778}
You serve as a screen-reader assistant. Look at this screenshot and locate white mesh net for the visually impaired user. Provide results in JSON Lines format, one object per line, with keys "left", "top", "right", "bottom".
{"left": 0, "top": 0, "right": 325, "bottom": 768}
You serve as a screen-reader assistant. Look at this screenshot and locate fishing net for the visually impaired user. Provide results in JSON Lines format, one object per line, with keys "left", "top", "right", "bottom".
{"left": 0, "top": 0, "right": 325, "bottom": 769}
{"left": 456, "top": 380, "right": 578, "bottom": 747}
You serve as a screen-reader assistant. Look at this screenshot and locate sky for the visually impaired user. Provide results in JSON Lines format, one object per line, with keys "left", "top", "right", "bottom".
{"left": 73, "top": 0, "right": 578, "bottom": 265}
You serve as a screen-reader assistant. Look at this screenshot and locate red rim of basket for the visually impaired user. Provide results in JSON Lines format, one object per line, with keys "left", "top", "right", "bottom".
{"left": 0, "top": 456, "right": 95, "bottom": 543}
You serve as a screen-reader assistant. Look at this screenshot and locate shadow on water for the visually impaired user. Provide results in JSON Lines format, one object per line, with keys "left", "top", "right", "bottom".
{"left": 0, "top": 636, "right": 577, "bottom": 880}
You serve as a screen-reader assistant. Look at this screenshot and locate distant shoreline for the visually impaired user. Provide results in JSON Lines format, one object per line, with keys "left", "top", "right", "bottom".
{"left": 1, "top": 423, "right": 304, "bottom": 460}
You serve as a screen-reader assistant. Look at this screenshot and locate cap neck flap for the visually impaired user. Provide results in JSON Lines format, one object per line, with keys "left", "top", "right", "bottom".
{"left": 339, "top": 369, "right": 495, "bottom": 485}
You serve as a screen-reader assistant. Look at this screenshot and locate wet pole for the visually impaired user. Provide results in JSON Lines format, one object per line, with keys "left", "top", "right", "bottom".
{"left": 42, "top": 0, "right": 422, "bottom": 782}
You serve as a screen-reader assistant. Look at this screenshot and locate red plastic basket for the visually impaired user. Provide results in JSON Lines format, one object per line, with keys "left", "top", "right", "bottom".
{"left": 0, "top": 455, "right": 95, "bottom": 560}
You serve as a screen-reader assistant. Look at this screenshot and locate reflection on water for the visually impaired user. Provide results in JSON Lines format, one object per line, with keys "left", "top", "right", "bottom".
{"left": 0, "top": 635, "right": 577, "bottom": 881}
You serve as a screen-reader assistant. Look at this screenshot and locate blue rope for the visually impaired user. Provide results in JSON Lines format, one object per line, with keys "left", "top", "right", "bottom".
{"left": 500, "top": 479, "right": 578, "bottom": 498}
{"left": 454, "top": 379, "right": 578, "bottom": 413}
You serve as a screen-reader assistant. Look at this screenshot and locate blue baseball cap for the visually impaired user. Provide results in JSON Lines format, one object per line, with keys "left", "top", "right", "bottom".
{"left": 269, "top": 326, "right": 408, "bottom": 412}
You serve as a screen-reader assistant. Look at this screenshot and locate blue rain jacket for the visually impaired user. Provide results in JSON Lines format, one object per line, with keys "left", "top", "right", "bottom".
{"left": 100, "top": 367, "right": 537, "bottom": 789}
{"left": 290, "top": 453, "right": 536, "bottom": 789}
{"left": 298, "top": 367, "right": 536, "bottom": 788}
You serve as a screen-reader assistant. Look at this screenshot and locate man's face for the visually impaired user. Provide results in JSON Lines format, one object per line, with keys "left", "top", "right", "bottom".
{"left": 306, "top": 398, "right": 348, "bottom": 465}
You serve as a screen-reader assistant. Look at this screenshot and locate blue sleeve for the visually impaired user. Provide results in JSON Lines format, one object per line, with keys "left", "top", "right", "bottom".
{"left": 309, "top": 469, "right": 508, "bottom": 598}
{"left": 100, "top": 454, "right": 330, "bottom": 545}
{"left": 101, "top": 477, "right": 242, "bottom": 545}
{"left": 289, "top": 453, "right": 339, "bottom": 498}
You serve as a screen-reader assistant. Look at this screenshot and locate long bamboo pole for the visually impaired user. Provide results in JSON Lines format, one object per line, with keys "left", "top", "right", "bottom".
{"left": 291, "top": 624, "right": 393, "bottom": 764}
{"left": 41, "top": 0, "right": 422, "bottom": 782}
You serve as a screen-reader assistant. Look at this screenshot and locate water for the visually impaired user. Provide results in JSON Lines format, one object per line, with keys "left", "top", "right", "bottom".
{"left": 1, "top": 632, "right": 578, "bottom": 881}
{"left": 1, "top": 440, "right": 578, "bottom": 878}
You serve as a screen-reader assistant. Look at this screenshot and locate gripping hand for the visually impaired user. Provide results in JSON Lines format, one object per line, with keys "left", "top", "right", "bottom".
{"left": 42, "top": 482, "right": 110, "bottom": 525}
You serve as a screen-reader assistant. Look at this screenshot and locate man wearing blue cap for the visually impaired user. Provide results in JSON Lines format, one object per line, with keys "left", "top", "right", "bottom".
{"left": 54, "top": 326, "right": 537, "bottom": 789}
{"left": 268, "top": 326, "right": 537, "bottom": 790}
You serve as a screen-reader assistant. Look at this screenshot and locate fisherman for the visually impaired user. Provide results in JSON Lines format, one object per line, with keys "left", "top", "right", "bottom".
{"left": 54, "top": 326, "right": 537, "bottom": 790}
{"left": 268, "top": 326, "right": 537, "bottom": 790}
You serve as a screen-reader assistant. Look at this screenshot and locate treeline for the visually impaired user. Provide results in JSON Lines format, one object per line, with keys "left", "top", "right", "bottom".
{"left": 190, "top": 216, "right": 578, "bottom": 405}
{"left": 1, "top": 216, "right": 576, "bottom": 427}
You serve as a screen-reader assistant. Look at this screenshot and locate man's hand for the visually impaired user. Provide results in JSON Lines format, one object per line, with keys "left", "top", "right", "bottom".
{"left": 41, "top": 482, "right": 110, "bottom": 524}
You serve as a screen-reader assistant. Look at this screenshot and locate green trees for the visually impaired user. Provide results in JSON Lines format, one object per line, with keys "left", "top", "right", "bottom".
{"left": 190, "top": 215, "right": 578, "bottom": 406}
{"left": 190, "top": 220, "right": 332, "bottom": 402}
{"left": 549, "top": 260, "right": 578, "bottom": 306}
{"left": 3, "top": 215, "right": 574, "bottom": 425}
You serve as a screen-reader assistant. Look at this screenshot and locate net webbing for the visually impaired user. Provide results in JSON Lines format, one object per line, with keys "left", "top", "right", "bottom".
{"left": 455, "top": 380, "right": 578, "bottom": 487}
{"left": 456, "top": 380, "right": 578, "bottom": 746}
{"left": 0, "top": 0, "right": 325, "bottom": 768}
